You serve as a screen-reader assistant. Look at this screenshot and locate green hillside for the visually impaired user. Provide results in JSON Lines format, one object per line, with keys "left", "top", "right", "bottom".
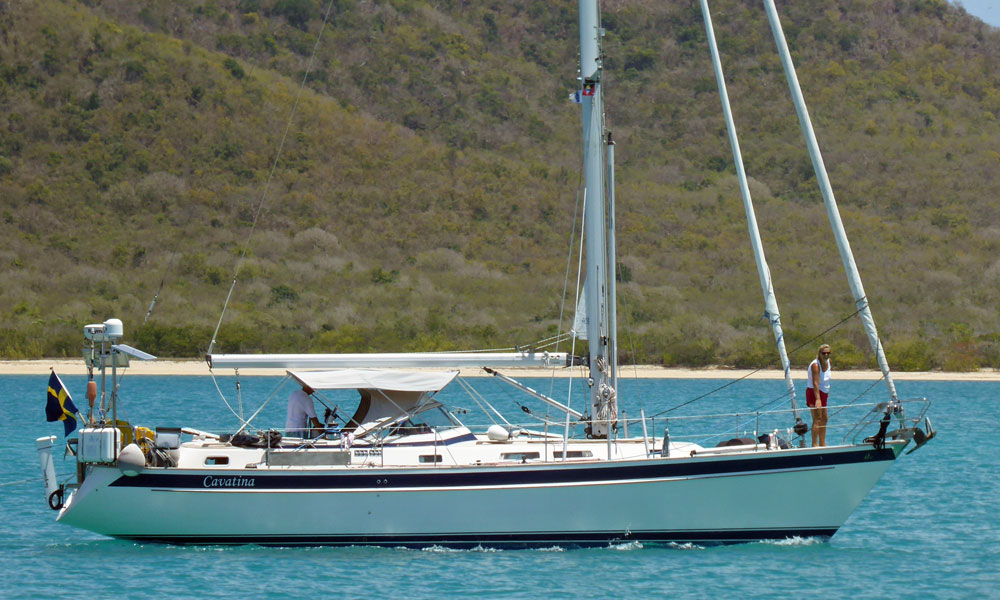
{"left": 1, "top": 0, "right": 998, "bottom": 371}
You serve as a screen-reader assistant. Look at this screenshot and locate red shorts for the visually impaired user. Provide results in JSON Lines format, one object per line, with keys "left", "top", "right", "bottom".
{"left": 806, "top": 388, "right": 828, "bottom": 408}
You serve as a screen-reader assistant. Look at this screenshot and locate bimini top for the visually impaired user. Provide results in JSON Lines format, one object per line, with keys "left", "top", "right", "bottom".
{"left": 287, "top": 369, "right": 460, "bottom": 437}
{"left": 287, "top": 369, "right": 459, "bottom": 393}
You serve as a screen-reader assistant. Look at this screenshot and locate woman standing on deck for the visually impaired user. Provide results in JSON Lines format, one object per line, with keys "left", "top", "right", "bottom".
{"left": 805, "top": 344, "right": 832, "bottom": 447}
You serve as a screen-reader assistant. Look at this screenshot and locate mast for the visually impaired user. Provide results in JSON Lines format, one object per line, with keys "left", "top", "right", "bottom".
{"left": 764, "top": 0, "right": 898, "bottom": 401}
{"left": 699, "top": 0, "right": 801, "bottom": 424}
{"left": 606, "top": 132, "right": 618, "bottom": 392}
{"left": 578, "top": 0, "right": 616, "bottom": 437}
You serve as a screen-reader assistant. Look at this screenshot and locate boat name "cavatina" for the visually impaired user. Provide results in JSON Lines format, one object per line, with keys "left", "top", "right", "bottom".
{"left": 203, "top": 475, "right": 256, "bottom": 488}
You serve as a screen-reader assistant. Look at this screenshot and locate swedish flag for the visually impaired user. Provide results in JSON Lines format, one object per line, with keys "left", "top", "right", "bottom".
{"left": 46, "top": 371, "right": 80, "bottom": 436}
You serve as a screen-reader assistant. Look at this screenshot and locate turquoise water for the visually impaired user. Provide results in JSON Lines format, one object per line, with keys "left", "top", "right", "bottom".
{"left": 2, "top": 374, "right": 996, "bottom": 598}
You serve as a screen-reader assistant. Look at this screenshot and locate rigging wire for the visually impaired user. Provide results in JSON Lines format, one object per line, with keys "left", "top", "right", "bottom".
{"left": 829, "top": 375, "right": 886, "bottom": 419}
{"left": 751, "top": 370, "right": 884, "bottom": 416}
{"left": 200, "top": 0, "right": 338, "bottom": 429}
{"left": 651, "top": 303, "right": 870, "bottom": 418}
{"left": 456, "top": 377, "right": 507, "bottom": 426}
{"left": 0, "top": 473, "right": 76, "bottom": 488}
{"left": 539, "top": 110, "right": 589, "bottom": 447}
{"left": 142, "top": 277, "right": 166, "bottom": 327}
{"left": 207, "top": 0, "right": 338, "bottom": 356}
{"left": 208, "top": 370, "right": 252, "bottom": 427}
{"left": 104, "top": 251, "right": 182, "bottom": 415}
{"left": 556, "top": 165, "right": 585, "bottom": 357}
{"left": 550, "top": 128, "right": 587, "bottom": 365}
{"left": 616, "top": 283, "right": 643, "bottom": 396}
{"left": 230, "top": 374, "right": 292, "bottom": 437}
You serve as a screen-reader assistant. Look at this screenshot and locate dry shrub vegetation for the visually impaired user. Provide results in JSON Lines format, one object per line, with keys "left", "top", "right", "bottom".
{"left": 1, "top": 0, "right": 999, "bottom": 371}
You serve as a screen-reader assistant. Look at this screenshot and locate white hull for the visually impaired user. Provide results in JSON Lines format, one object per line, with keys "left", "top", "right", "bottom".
{"left": 58, "top": 442, "right": 902, "bottom": 547}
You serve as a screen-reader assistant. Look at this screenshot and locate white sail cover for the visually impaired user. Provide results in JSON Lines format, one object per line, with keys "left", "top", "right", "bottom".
{"left": 288, "top": 369, "right": 459, "bottom": 393}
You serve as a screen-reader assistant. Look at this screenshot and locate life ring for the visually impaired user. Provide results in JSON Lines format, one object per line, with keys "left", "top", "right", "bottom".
{"left": 48, "top": 487, "right": 65, "bottom": 511}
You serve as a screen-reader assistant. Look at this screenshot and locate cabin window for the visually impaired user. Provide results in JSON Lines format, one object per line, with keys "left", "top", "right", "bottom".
{"left": 501, "top": 452, "right": 540, "bottom": 462}
{"left": 419, "top": 454, "right": 442, "bottom": 463}
{"left": 205, "top": 456, "right": 229, "bottom": 465}
{"left": 553, "top": 450, "right": 593, "bottom": 459}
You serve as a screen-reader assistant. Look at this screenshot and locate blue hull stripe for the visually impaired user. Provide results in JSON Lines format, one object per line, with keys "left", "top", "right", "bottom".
{"left": 109, "top": 446, "right": 895, "bottom": 490}
{"left": 113, "top": 528, "right": 839, "bottom": 548}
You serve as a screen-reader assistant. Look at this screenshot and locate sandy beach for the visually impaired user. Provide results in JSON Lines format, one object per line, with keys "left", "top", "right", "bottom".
{"left": 5, "top": 358, "right": 998, "bottom": 381}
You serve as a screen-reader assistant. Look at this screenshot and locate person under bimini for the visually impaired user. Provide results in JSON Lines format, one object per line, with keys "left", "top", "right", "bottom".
{"left": 805, "top": 344, "right": 832, "bottom": 447}
{"left": 286, "top": 383, "right": 323, "bottom": 438}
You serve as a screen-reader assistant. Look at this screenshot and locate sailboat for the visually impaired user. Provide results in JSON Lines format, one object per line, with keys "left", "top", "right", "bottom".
{"left": 36, "top": 0, "right": 934, "bottom": 547}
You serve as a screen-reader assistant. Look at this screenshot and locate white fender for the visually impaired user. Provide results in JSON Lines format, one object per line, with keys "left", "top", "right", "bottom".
{"left": 486, "top": 424, "right": 509, "bottom": 442}
{"left": 117, "top": 443, "right": 146, "bottom": 477}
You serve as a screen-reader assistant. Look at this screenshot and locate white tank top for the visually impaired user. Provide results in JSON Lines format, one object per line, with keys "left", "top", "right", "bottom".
{"left": 805, "top": 358, "right": 831, "bottom": 393}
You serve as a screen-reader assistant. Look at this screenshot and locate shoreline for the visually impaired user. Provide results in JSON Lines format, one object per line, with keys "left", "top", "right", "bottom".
{"left": 5, "top": 359, "right": 999, "bottom": 381}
